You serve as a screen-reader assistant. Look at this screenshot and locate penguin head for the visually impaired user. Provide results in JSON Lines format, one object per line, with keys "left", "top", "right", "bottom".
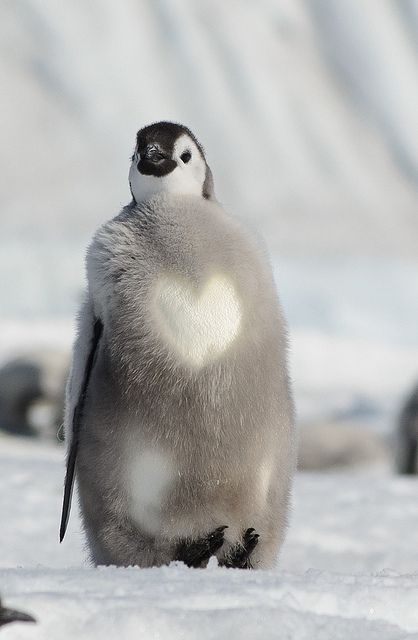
{"left": 129, "top": 122, "right": 215, "bottom": 204}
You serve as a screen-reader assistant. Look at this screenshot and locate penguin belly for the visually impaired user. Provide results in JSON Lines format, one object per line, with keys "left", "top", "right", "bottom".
{"left": 152, "top": 272, "right": 242, "bottom": 367}
{"left": 125, "top": 272, "right": 244, "bottom": 537}
{"left": 125, "top": 440, "right": 266, "bottom": 548}
{"left": 73, "top": 195, "right": 296, "bottom": 569}
{"left": 127, "top": 446, "right": 176, "bottom": 536}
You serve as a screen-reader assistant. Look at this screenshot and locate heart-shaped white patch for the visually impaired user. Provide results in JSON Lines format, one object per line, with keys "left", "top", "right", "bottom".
{"left": 154, "top": 273, "right": 242, "bottom": 367}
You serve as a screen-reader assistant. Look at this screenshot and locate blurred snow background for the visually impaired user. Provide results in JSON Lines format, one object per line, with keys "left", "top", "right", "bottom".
{"left": 1, "top": 0, "right": 417, "bottom": 440}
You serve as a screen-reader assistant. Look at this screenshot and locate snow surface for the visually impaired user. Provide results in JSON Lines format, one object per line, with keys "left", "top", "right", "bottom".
{"left": 1, "top": 437, "right": 418, "bottom": 639}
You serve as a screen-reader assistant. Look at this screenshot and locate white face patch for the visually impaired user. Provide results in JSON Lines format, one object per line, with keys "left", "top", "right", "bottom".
{"left": 128, "top": 449, "right": 174, "bottom": 535}
{"left": 153, "top": 273, "right": 242, "bottom": 367}
{"left": 129, "top": 133, "right": 207, "bottom": 203}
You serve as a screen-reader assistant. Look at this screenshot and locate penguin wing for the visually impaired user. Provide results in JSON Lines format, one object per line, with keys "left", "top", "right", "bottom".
{"left": 59, "top": 311, "right": 103, "bottom": 542}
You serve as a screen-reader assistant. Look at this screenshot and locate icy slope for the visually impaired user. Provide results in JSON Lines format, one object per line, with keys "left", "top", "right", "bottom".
{"left": 1, "top": 0, "right": 417, "bottom": 258}
{"left": 1, "top": 438, "right": 418, "bottom": 639}
{"left": 2, "top": 0, "right": 418, "bottom": 339}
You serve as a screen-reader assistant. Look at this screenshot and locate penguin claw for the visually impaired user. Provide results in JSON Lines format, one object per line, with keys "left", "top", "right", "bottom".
{"left": 221, "top": 526, "right": 260, "bottom": 569}
{"left": 243, "top": 527, "right": 260, "bottom": 553}
{"left": 175, "top": 525, "right": 228, "bottom": 568}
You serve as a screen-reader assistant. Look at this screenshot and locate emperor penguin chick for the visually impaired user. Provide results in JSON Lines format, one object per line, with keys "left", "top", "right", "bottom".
{"left": 60, "top": 121, "right": 296, "bottom": 569}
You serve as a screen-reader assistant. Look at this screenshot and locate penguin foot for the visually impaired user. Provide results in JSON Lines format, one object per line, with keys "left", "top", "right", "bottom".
{"left": 175, "top": 525, "right": 228, "bottom": 568}
{"left": 221, "top": 527, "right": 260, "bottom": 569}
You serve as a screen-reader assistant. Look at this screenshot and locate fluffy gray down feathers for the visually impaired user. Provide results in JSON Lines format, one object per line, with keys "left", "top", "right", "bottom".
{"left": 65, "top": 193, "right": 296, "bottom": 569}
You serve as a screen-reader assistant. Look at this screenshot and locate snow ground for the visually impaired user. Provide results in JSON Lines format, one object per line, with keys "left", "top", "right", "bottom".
{"left": 1, "top": 437, "right": 417, "bottom": 639}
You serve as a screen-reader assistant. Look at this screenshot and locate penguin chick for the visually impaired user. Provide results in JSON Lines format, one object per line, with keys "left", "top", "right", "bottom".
{"left": 0, "top": 352, "right": 68, "bottom": 439}
{"left": 0, "top": 596, "right": 36, "bottom": 628}
{"left": 61, "top": 121, "right": 296, "bottom": 569}
{"left": 395, "top": 384, "right": 418, "bottom": 474}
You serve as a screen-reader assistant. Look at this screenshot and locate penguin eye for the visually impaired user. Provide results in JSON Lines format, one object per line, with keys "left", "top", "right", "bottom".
{"left": 180, "top": 150, "right": 192, "bottom": 164}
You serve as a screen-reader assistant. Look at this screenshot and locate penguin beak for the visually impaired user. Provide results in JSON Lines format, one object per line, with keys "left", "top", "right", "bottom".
{"left": 143, "top": 145, "right": 167, "bottom": 164}
{"left": 0, "top": 606, "right": 36, "bottom": 626}
{"left": 137, "top": 146, "right": 177, "bottom": 177}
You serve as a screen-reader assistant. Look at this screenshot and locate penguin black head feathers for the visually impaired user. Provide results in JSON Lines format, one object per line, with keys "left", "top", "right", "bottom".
{"left": 129, "top": 121, "right": 215, "bottom": 204}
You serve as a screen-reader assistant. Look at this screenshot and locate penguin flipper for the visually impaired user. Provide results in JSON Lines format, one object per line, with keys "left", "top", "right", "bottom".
{"left": 59, "top": 317, "right": 103, "bottom": 542}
